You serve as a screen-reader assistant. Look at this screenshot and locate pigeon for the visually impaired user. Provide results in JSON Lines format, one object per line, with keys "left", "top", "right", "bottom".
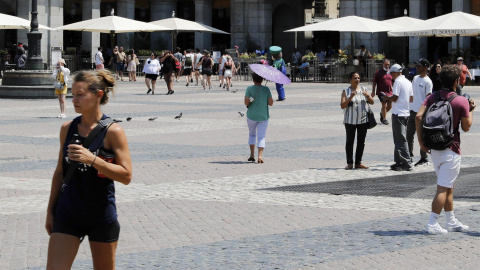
{"left": 238, "top": 112, "right": 244, "bottom": 117}
{"left": 126, "top": 117, "right": 132, "bottom": 121}
{"left": 175, "top": 112, "right": 183, "bottom": 120}
{"left": 113, "top": 119, "right": 123, "bottom": 123}
{"left": 148, "top": 117, "right": 158, "bottom": 121}
{"left": 231, "top": 89, "right": 238, "bottom": 93}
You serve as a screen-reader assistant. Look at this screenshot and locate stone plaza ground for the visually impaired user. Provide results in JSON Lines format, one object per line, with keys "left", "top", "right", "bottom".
{"left": 1, "top": 76, "right": 480, "bottom": 269}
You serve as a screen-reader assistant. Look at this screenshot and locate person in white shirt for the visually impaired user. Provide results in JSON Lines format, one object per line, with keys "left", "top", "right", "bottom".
{"left": 407, "top": 58, "right": 433, "bottom": 167}
{"left": 193, "top": 48, "right": 203, "bottom": 86}
{"left": 142, "top": 52, "right": 161, "bottom": 95}
{"left": 218, "top": 52, "right": 227, "bottom": 88}
{"left": 95, "top": 47, "right": 104, "bottom": 70}
{"left": 383, "top": 64, "right": 414, "bottom": 171}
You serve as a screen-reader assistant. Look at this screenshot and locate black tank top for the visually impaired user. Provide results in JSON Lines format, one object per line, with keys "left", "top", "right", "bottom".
{"left": 55, "top": 114, "right": 117, "bottom": 227}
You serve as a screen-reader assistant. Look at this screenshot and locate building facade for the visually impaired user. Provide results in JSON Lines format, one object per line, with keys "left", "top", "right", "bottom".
{"left": 1, "top": 0, "right": 344, "bottom": 66}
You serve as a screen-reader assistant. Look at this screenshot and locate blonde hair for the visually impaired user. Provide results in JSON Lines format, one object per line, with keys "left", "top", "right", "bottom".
{"left": 73, "top": 70, "right": 115, "bottom": 105}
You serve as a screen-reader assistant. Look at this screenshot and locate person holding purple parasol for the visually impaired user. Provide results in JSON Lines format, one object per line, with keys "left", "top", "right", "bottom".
{"left": 244, "top": 72, "right": 274, "bottom": 163}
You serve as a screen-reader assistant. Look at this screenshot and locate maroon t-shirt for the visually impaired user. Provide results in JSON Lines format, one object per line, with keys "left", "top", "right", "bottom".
{"left": 422, "top": 90, "right": 470, "bottom": 155}
{"left": 373, "top": 68, "right": 393, "bottom": 95}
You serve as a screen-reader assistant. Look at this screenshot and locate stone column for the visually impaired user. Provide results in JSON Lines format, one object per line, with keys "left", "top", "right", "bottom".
{"left": 194, "top": 0, "right": 213, "bottom": 51}
{"left": 150, "top": 0, "right": 177, "bottom": 51}
{"left": 117, "top": 0, "right": 136, "bottom": 50}
{"left": 409, "top": 0, "right": 428, "bottom": 64}
{"left": 49, "top": 0, "right": 65, "bottom": 67}
{"left": 340, "top": 0, "right": 356, "bottom": 53}
{"left": 452, "top": 0, "right": 471, "bottom": 54}
{"left": 82, "top": 0, "right": 101, "bottom": 60}
{"left": 231, "top": 0, "right": 244, "bottom": 51}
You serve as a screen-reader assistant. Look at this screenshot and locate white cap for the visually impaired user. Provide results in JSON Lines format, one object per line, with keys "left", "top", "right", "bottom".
{"left": 387, "top": 63, "right": 403, "bottom": 74}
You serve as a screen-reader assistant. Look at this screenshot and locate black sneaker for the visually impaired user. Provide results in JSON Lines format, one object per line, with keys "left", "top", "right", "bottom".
{"left": 414, "top": 158, "right": 429, "bottom": 166}
{"left": 391, "top": 163, "right": 412, "bottom": 171}
{"left": 169, "top": 90, "right": 174, "bottom": 95}
{"left": 191, "top": 78, "right": 193, "bottom": 83}
{"left": 147, "top": 89, "right": 152, "bottom": 94}
{"left": 382, "top": 119, "right": 389, "bottom": 125}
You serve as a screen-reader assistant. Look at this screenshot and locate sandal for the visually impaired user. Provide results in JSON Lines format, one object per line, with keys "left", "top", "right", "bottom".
{"left": 248, "top": 156, "right": 255, "bottom": 162}
{"left": 258, "top": 158, "right": 264, "bottom": 164}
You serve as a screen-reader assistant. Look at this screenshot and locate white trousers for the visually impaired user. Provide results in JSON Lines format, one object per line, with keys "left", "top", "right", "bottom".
{"left": 247, "top": 118, "right": 269, "bottom": 148}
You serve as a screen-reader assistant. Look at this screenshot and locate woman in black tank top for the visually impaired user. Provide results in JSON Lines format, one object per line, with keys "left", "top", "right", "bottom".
{"left": 46, "top": 70, "right": 132, "bottom": 270}
{"left": 197, "top": 52, "right": 213, "bottom": 90}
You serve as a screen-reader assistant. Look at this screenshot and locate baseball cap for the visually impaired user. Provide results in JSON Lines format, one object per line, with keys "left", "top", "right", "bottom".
{"left": 414, "top": 58, "right": 430, "bottom": 68}
{"left": 387, "top": 63, "right": 403, "bottom": 74}
{"left": 457, "top": 57, "right": 463, "bottom": 61}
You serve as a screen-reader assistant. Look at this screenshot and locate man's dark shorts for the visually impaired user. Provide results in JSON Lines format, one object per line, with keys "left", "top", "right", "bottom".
{"left": 146, "top": 73, "right": 158, "bottom": 81}
{"left": 116, "top": 62, "right": 124, "bottom": 71}
{"left": 53, "top": 219, "right": 120, "bottom": 242}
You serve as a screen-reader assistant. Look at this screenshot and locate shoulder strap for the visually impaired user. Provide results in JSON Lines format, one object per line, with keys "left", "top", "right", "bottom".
{"left": 61, "top": 117, "right": 113, "bottom": 192}
{"left": 446, "top": 93, "right": 458, "bottom": 103}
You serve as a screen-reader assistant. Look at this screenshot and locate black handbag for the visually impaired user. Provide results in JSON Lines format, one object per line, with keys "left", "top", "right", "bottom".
{"left": 367, "top": 106, "right": 377, "bottom": 129}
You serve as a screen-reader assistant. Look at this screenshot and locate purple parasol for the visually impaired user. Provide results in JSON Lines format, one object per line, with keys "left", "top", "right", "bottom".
{"left": 249, "top": 64, "right": 291, "bottom": 85}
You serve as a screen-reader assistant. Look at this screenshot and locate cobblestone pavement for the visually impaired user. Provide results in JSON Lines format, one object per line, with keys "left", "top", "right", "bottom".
{"left": 1, "top": 76, "right": 480, "bottom": 269}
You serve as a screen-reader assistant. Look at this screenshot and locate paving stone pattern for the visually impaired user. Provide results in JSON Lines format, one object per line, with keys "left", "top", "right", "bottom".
{"left": 1, "top": 78, "right": 480, "bottom": 269}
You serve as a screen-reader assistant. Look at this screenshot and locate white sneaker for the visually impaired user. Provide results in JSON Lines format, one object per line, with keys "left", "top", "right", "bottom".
{"left": 446, "top": 219, "right": 469, "bottom": 232}
{"left": 425, "top": 223, "right": 448, "bottom": 234}
{"left": 57, "top": 114, "right": 66, "bottom": 118}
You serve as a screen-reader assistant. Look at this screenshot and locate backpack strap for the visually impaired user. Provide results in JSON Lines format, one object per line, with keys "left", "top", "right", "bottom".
{"left": 61, "top": 117, "right": 113, "bottom": 192}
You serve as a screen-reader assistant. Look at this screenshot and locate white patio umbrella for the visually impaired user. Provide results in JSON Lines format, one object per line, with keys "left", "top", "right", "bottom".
{"left": 196, "top": 22, "right": 230, "bottom": 35}
{"left": 55, "top": 13, "right": 169, "bottom": 33}
{"left": 285, "top": 16, "right": 396, "bottom": 54}
{"left": 150, "top": 12, "right": 222, "bottom": 51}
{"left": 149, "top": 17, "right": 212, "bottom": 33}
{"left": 0, "top": 13, "right": 51, "bottom": 30}
{"left": 387, "top": 11, "right": 480, "bottom": 57}
{"left": 388, "top": 11, "right": 480, "bottom": 37}
{"left": 55, "top": 10, "right": 171, "bottom": 49}
{"left": 383, "top": 16, "right": 425, "bottom": 28}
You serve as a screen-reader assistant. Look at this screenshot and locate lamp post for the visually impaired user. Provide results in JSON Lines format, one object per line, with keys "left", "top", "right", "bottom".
{"left": 26, "top": 0, "right": 43, "bottom": 70}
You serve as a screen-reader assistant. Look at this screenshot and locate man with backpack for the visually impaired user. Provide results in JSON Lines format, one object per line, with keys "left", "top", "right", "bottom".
{"left": 415, "top": 64, "right": 476, "bottom": 234}
{"left": 383, "top": 64, "right": 413, "bottom": 171}
{"left": 183, "top": 49, "right": 194, "bottom": 86}
{"left": 407, "top": 58, "right": 433, "bottom": 167}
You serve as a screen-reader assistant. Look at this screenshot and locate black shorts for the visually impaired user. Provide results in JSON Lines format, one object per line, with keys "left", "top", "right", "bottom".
{"left": 183, "top": 68, "right": 192, "bottom": 76}
{"left": 146, "top": 73, "right": 158, "bottom": 81}
{"left": 53, "top": 219, "right": 120, "bottom": 242}
{"left": 202, "top": 69, "right": 212, "bottom": 76}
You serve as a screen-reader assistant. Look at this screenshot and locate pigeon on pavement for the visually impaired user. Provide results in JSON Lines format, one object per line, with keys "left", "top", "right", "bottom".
{"left": 113, "top": 119, "right": 123, "bottom": 123}
{"left": 175, "top": 112, "right": 183, "bottom": 120}
{"left": 148, "top": 117, "right": 158, "bottom": 121}
{"left": 231, "top": 89, "right": 238, "bottom": 93}
{"left": 238, "top": 112, "right": 244, "bottom": 117}
{"left": 126, "top": 117, "right": 132, "bottom": 121}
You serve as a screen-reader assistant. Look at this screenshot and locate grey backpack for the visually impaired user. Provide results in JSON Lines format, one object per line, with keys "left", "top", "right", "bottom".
{"left": 422, "top": 92, "right": 458, "bottom": 150}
